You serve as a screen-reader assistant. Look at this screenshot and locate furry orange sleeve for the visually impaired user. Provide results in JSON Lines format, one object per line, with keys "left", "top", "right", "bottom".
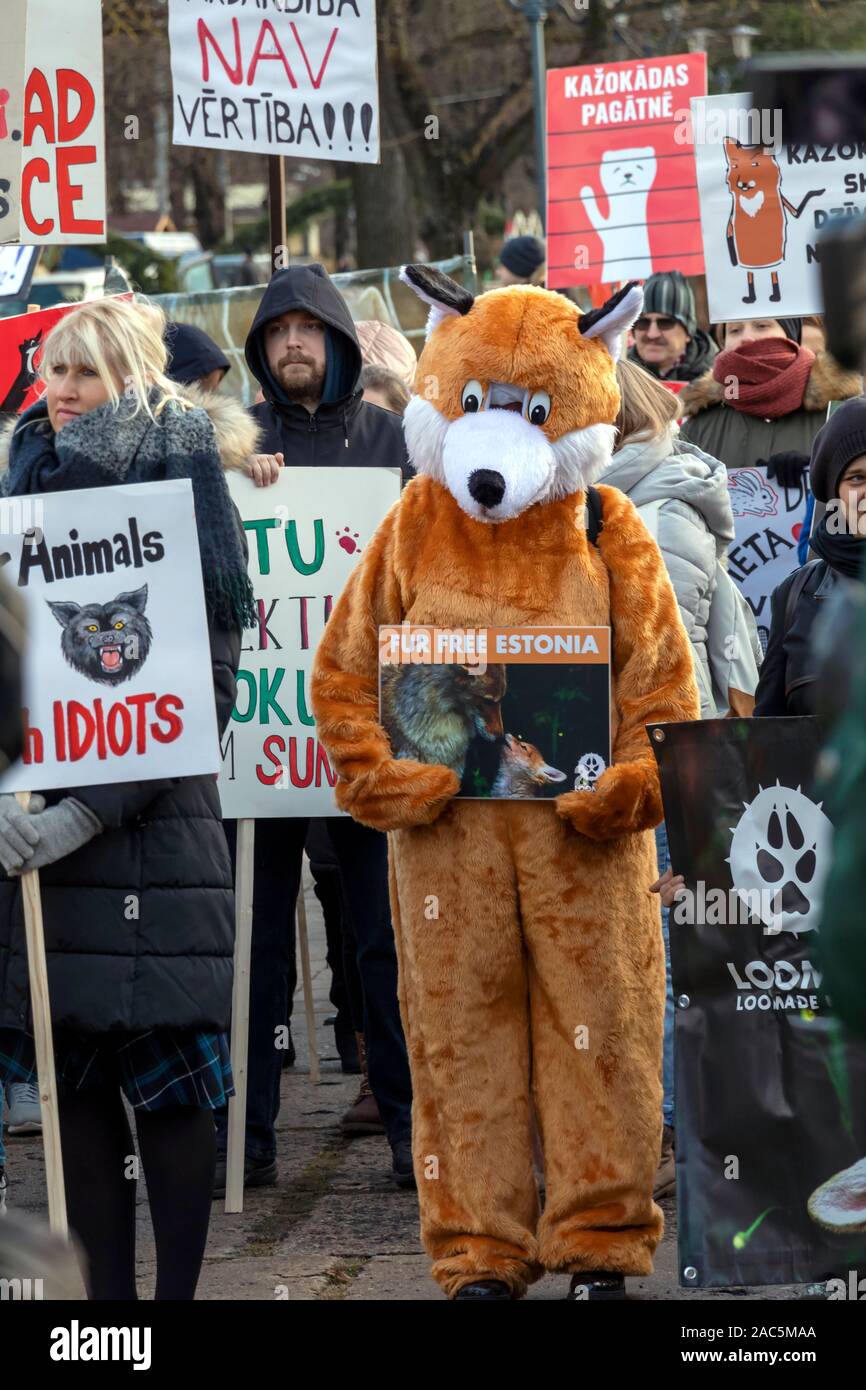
{"left": 556, "top": 486, "right": 701, "bottom": 841}
{"left": 311, "top": 505, "right": 460, "bottom": 832}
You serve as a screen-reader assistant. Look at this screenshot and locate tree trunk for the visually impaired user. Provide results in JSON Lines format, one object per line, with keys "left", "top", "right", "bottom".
{"left": 351, "top": 45, "right": 416, "bottom": 268}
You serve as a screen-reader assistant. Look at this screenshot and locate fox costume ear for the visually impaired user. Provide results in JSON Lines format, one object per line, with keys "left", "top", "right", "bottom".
{"left": 399, "top": 264, "right": 475, "bottom": 340}
{"left": 578, "top": 281, "right": 644, "bottom": 361}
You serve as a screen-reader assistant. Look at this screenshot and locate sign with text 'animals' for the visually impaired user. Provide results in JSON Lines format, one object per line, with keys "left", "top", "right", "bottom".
{"left": 0, "top": 480, "right": 219, "bottom": 793}
{"left": 692, "top": 91, "right": 866, "bottom": 320}
{"left": 168, "top": 0, "right": 380, "bottom": 165}
{"left": 0, "top": 0, "right": 106, "bottom": 244}
{"left": 378, "top": 626, "right": 611, "bottom": 801}
{"left": 546, "top": 53, "right": 706, "bottom": 290}
{"left": 219, "top": 466, "right": 401, "bottom": 818}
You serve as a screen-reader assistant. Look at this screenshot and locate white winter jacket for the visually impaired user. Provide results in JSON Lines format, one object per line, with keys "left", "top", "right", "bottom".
{"left": 601, "top": 427, "right": 762, "bottom": 717}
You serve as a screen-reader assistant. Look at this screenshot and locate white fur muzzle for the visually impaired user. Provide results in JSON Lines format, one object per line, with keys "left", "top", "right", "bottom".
{"left": 402, "top": 396, "right": 616, "bottom": 522}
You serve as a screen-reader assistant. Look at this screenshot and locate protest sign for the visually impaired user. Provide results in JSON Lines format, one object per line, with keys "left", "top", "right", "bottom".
{"left": 168, "top": 0, "right": 380, "bottom": 165}
{"left": 651, "top": 716, "right": 866, "bottom": 1288}
{"left": 0, "top": 0, "right": 106, "bottom": 245}
{"left": 0, "top": 296, "right": 132, "bottom": 416}
{"left": 379, "top": 625, "right": 611, "bottom": 800}
{"left": 0, "top": 246, "right": 39, "bottom": 299}
{"left": 0, "top": 479, "right": 220, "bottom": 793}
{"left": 725, "top": 465, "right": 809, "bottom": 650}
{"left": 0, "top": 0, "right": 28, "bottom": 243}
{"left": 692, "top": 91, "right": 866, "bottom": 320}
{"left": 218, "top": 466, "right": 401, "bottom": 818}
{"left": 546, "top": 53, "right": 706, "bottom": 290}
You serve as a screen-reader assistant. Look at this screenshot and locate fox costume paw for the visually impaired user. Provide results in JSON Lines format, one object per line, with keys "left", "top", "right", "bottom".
{"left": 335, "top": 759, "right": 460, "bottom": 832}
{"left": 556, "top": 762, "right": 663, "bottom": 841}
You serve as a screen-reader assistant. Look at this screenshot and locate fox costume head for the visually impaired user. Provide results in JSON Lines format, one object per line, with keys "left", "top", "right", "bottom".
{"left": 398, "top": 266, "right": 643, "bottom": 523}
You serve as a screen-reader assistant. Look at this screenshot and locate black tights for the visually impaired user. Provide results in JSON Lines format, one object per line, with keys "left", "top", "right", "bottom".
{"left": 58, "top": 1089, "right": 216, "bottom": 1300}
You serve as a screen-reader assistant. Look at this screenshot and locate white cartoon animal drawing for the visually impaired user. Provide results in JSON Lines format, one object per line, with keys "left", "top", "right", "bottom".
{"left": 580, "top": 147, "right": 658, "bottom": 281}
{"left": 728, "top": 468, "right": 778, "bottom": 519}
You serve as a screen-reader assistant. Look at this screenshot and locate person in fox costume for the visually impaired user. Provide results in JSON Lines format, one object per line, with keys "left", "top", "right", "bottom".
{"left": 311, "top": 268, "right": 700, "bottom": 1301}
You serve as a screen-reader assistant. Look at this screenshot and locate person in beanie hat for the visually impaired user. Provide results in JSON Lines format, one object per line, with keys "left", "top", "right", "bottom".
{"left": 164, "top": 322, "right": 231, "bottom": 392}
{"left": 628, "top": 271, "right": 717, "bottom": 382}
{"left": 495, "top": 234, "right": 546, "bottom": 285}
{"left": 754, "top": 396, "right": 866, "bottom": 716}
{"left": 680, "top": 314, "right": 861, "bottom": 648}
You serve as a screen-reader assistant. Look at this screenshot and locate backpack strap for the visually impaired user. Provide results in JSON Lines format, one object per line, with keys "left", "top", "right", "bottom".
{"left": 783, "top": 559, "right": 823, "bottom": 635}
{"left": 585, "top": 485, "right": 603, "bottom": 548}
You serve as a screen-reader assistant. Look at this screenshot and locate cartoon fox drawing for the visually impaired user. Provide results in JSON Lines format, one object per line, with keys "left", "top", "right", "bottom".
{"left": 724, "top": 139, "right": 824, "bottom": 304}
{"left": 489, "top": 733, "right": 566, "bottom": 799}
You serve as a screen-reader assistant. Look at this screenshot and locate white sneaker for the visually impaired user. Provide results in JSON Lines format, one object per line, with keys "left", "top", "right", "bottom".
{"left": 6, "top": 1084, "right": 41, "bottom": 1135}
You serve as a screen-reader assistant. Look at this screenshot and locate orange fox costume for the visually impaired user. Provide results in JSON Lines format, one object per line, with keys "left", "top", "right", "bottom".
{"left": 312, "top": 269, "right": 700, "bottom": 1298}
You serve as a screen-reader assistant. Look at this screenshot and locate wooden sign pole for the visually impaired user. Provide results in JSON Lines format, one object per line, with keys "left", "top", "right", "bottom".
{"left": 15, "top": 790, "right": 67, "bottom": 1238}
{"left": 225, "top": 816, "right": 254, "bottom": 1213}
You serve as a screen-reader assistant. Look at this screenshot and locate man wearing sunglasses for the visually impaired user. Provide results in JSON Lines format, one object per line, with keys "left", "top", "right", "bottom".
{"left": 628, "top": 270, "right": 717, "bottom": 383}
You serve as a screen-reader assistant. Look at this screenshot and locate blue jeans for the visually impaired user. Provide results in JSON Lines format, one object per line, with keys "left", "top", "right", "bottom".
{"left": 654, "top": 823, "right": 675, "bottom": 1129}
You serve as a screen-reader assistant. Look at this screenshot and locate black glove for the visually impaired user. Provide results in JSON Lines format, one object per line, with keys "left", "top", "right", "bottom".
{"left": 761, "top": 452, "right": 810, "bottom": 489}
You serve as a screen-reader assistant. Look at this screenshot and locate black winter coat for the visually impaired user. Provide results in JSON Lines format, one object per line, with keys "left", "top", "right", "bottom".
{"left": 245, "top": 263, "right": 413, "bottom": 482}
{"left": 0, "top": 389, "right": 257, "bottom": 1035}
{"left": 753, "top": 560, "right": 836, "bottom": 717}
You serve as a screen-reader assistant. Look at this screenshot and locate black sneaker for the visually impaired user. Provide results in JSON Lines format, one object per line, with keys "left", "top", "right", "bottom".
{"left": 213, "top": 1153, "right": 278, "bottom": 1198}
{"left": 566, "top": 1271, "right": 626, "bottom": 1301}
{"left": 390, "top": 1137, "right": 416, "bottom": 1189}
{"left": 454, "top": 1280, "right": 512, "bottom": 1300}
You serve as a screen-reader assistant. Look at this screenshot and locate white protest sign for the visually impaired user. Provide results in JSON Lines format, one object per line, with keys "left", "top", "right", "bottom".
{"left": 724, "top": 466, "right": 809, "bottom": 651}
{"left": 219, "top": 466, "right": 401, "bottom": 818}
{"left": 0, "top": 0, "right": 106, "bottom": 245}
{"left": 0, "top": 0, "right": 28, "bottom": 243}
{"left": 692, "top": 91, "right": 866, "bottom": 320}
{"left": 169, "top": 0, "right": 380, "bottom": 166}
{"left": 0, "top": 480, "right": 220, "bottom": 792}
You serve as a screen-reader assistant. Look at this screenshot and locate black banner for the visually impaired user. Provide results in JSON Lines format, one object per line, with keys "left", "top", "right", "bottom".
{"left": 650, "top": 716, "right": 866, "bottom": 1289}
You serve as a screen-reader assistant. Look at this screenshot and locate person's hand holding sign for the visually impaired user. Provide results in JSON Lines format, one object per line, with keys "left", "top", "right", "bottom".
{"left": 244, "top": 453, "right": 284, "bottom": 487}
{"left": 649, "top": 865, "right": 686, "bottom": 909}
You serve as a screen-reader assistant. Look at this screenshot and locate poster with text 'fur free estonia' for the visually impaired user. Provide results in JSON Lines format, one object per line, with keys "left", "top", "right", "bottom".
{"left": 0, "top": 479, "right": 220, "bottom": 793}
{"left": 692, "top": 91, "right": 866, "bottom": 321}
{"left": 379, "top": 626, "right": 611, "bottom": 801}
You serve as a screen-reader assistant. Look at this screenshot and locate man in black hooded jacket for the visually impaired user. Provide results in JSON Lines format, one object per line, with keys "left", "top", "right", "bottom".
{"left": 245, "top": 262, "right": 412, "bottom": 477}
{"left": 215, "top": 265, "right": 414, "bottom": 1192}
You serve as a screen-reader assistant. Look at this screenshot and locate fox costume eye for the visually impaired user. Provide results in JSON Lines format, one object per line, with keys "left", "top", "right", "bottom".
{"left": 526, "top": 390, "right": 551, "bottom": 426}
{"left": 461, "top": 380, "right": 485, "bottom": 413}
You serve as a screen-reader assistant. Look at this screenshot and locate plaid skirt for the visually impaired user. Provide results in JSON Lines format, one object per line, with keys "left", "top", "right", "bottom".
{"left": 0, "top": 1026, "right": 234, "bottom": 1112}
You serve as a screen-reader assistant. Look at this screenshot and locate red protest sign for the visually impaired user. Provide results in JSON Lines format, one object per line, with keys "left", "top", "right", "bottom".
{"left": 0, "top": 295, "right": 132, "bottom": 415}
{"left": 546, "top": 53, "right": 707, "bottom": 290}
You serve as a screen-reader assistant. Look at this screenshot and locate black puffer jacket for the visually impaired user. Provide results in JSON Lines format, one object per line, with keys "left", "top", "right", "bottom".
{"left": 0, "top": 389, "right": 256, "bottom": 1034}
{"left": 753, "top": 560, "right": 836, "bottom": 716}
{"left": 245, "top": 263, "right": 413, "bottom": 481}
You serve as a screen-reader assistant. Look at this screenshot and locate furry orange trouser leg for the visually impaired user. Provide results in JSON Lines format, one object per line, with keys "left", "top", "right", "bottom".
{"left": 389, "top": 801, "right": 543, "bottom": 1299}
{"left": 389, "top": 799, "right": 665, "bottom": 1296}
{"left": 511, "top": 801, "right": 666, "bottom": 1276}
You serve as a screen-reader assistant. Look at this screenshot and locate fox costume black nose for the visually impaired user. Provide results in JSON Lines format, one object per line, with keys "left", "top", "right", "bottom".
{"left": 468, "top": 469, "right": 506, "bottom": 507}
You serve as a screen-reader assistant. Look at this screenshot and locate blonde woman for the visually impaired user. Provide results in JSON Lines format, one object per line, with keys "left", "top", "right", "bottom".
{"left": 0, "top": 297, "right": 257, "bottom": 1300}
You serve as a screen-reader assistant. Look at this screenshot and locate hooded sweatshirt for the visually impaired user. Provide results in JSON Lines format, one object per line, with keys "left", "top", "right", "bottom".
{"left": 601, "top": 428, "right": 761, "bottom": 716}
{"left": 245, "top": 264, "right": 412, "bottom": 480}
